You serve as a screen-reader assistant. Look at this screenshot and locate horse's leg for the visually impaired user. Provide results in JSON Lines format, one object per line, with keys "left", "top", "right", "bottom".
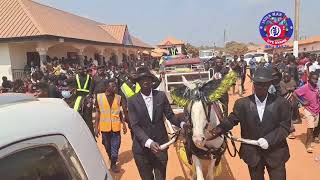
{"left": 192, "top": 155, "right": 204, "bottom": 180}
{"left": 206, "top": 158, "right": 216, "bottom": 180}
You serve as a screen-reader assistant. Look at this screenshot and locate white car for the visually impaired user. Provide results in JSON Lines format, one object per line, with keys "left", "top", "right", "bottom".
{"left": 199, "top": 50, "right": 214, "bottom": 61}
{"left": 244, "top": 53, "right": 271, "bottom": 65}
{"left": 0, "top": 94, "right": 111, "bottom": 180}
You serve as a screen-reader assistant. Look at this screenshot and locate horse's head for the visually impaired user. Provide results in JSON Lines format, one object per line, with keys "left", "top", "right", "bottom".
{"left": 188, "top": 101, "right": 207, "bottom": 146}
{"left": 182, "top": 77, "right": 220, "bottom": 149}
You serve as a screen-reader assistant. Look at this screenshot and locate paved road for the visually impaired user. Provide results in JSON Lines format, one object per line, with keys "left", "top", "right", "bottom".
{"left": 97, "top": 80, "right": 320, "bottom": 180}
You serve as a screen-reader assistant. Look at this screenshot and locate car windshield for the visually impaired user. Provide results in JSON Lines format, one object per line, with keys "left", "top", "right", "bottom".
{"left": 200, "top": 51, "right": 213, "bottom": 57}
{"left": 254, "top": 54, "right": 265, "bottom": 57}
{"left": 244, "top": 54, "right": 254, "bottom": 59}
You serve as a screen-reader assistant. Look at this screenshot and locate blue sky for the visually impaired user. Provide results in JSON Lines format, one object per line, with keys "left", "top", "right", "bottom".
{"left": 35, "top": 0, "right": 320, "bottom": 47}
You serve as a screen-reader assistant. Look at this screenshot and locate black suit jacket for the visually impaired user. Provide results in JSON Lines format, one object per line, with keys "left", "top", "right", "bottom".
{"left": 219, "top": 94, "right": 291, "bottom": 167}
{"left": 127, "top": 90, "right": 182, "bottom": 157}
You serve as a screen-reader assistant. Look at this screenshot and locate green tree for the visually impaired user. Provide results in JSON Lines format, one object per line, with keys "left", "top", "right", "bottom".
{"left": 224, "top": 41, "right": 248, "bottom": 55}
{"left": 184, "top": 43, "right": 199, "bottom": 57}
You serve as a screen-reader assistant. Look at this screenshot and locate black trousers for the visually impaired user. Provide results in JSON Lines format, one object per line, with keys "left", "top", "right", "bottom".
{"left": 291, "top": 100, "right": 301, "bottom": 122}
{"left": 248, "top": 158, "right": 286, "bottom": 180}
{"left": 241, "top": 75, "right": 246, "bottom": 91}
{"left": 250, "top": 68, "right": 255, "bottom": 78}
{"left": 134, "top": 153, "right": 167, "bottom": 180}
{"left": 82, "top": 107, "right": 95, "bottom": 137}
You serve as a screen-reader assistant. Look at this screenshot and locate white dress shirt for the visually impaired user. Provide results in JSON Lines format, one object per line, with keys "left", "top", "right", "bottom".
{"left": 141, "top": 91, "right": 153, "bottom": 121}
{"left": 254, "top": 94, "right": 270, "bottom": 149}
{"left": 141, "top": 91, "right": 185, "bottom": 149}
{"left": 141, "top": 92, "right": 154, "bottom": 148}
{"left": 254, "top": 94, "right": 268, "bottom": 121}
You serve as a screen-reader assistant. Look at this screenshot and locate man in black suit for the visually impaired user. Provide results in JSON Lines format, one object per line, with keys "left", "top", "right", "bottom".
{"left": 209, "top": 68, "right": 291, "bottom": 180}
{"left": 127, "top": 67, "right": 187, "bottom": 180}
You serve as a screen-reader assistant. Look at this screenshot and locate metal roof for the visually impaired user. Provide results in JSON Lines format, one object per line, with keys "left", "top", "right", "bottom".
{"left": 131, "top": 35, "right": 152, "bottom": 48}
{"left": 99, "top": 25, "right": 127, "bottom": 44}
{"left": 158, "top": 37, "right": 185, "bottom": 46}
{"left": 0, "top": 0, "right": 152, "bottom": 48}
{"left": 0, "top": 0, "right": 41, "bottom": 38}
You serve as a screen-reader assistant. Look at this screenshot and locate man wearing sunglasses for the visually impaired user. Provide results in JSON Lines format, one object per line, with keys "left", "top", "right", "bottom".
{"left": 208, "top": 67, "right": 291, "bottom": 180}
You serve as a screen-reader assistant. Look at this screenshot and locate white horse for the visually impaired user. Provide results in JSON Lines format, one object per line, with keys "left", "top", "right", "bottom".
{"left": 160, "top": 77, "right": 228, "bottom": 180}
{"left": 182, "top": 77, "right": 225, "bottom": 180}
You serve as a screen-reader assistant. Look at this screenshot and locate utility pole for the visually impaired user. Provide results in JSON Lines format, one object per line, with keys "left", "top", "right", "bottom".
{"left": 294, "top": 0, "right": 300, "bottom": 41}
{"left": 293, "top": 0, "right": 301, "bottom": 57}
{"left": 223, "top": 29, "right": 226, "bottom": 45}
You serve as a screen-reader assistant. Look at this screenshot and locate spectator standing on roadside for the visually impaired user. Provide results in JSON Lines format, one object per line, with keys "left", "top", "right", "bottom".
{"left": 230, "top": 55, "right": 240, "bottom": 94}
{"left": 249, "top": 56, "right": 257, "bottom": 79}
{"left": 212, "top": 57, "right": 230, "bottom": 116}
{"left": 293, "top": 72, "right": 320, "bottom": 153}
{"left": 48, "top": 75, "right": 59, "bottom": 98}
{"left": 92, "top": 66, "right": 108, "bottom": 94}
{"left": 239, "top": 54, "right": 247, "bottom": 95}
{"left": 280, "top": 72, "right": 298, "bottom": 139}
{"left": 287, "top": 55, "right": 299, "bottom": 84}
{"left": 1, "top": 76, "right": 12, "bottom": 92}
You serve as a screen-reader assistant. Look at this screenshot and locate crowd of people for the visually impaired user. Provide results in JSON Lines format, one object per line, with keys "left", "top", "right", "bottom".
{"left": 207, "top": 52, "right": 320, "bottom": 154}
{"left": 1, "top": 51, "right": 320, "bottom": 179}
{"left": 0, "top": 55, "right": 157, "bottom": 98}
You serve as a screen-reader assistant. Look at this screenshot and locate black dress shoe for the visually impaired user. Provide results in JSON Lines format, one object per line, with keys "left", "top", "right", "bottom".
{"left": 111, "top": 164, "right": 120, "bottom": 173}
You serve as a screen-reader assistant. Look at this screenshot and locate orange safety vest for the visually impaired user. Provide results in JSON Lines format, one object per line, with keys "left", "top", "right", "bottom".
{"left": 97, "top": 93, "right": 121, "bottom": 132}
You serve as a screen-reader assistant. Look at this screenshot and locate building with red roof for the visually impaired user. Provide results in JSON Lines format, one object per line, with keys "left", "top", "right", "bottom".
{"left": 0, "top": 0, "right": 152, "bottom": 81}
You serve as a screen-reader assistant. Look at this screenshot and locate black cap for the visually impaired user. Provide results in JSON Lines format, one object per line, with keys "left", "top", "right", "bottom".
{"left": 252, "top": 68, "right": 274, "bottom": 83}
{"left": 134, "top": 67, "right": 156, "bottom": 81}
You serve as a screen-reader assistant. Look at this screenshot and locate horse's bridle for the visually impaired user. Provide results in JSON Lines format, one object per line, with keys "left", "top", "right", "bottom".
{"left": 185, "top": 98, "right": 212, "bottom": 133}
{"left": 184, "top": 98, "right": 228, "bottom": 162}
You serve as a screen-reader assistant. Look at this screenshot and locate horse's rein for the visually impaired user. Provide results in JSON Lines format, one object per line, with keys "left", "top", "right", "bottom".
{"left": 185, "top": 100, "right": 217, "bottom": 152}
{"left": 186, "top": 100, "right": 212, "bottom": 130}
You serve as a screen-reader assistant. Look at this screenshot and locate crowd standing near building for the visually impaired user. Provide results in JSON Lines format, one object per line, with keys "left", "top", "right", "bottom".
{"left": 1, "top": 51, "right": 320, "bottom": 179}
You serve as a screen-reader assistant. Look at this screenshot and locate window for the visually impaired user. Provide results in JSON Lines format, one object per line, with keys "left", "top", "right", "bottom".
{"left": 200, "top": 51, "right": 213, "bottom": 57}
{"left": 0, "top": 146, "right": 71, "bottom": 180}
{"left": 254, "top": 54, "right": 265, "bottom": 57}
{"left": 0, "top": 135, "right": 88, "bottom": 180}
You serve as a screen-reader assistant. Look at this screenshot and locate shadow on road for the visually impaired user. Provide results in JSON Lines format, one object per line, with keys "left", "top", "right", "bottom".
{"left": 215, "top": 156, "right": 237, "bottom": 180}
{"left": 118, "top": 150, "right": 134, "bottom": 166}
{"left": 173, "top": 176, "right": 187, "bottom": 180}
{"left": 171, "top": 155, "right": 237, "bottom": 180}
{"left": 110, "top": 150, "right": 134, "bottom": 180}
{"left": 296, "top": 132, "right": 306, "bottom": 147}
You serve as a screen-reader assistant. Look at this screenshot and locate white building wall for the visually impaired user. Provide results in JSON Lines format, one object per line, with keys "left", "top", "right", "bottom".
{"left": 48, "top": 45, "right": 79, "bottom": 59}
{"left": 83, "top": 47, "right": 97, "bottom": 60}
{"left": 299, "top": 42, "right": 320, "bottom": 53}
{"left": 177, "top": 46, "right": 182, "bottom": 54}
{"left": 9, "top": 43, "right": 37, "bottom": 70}
{"left": 0, "top": 43, "right": 12, "bottom": 84}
